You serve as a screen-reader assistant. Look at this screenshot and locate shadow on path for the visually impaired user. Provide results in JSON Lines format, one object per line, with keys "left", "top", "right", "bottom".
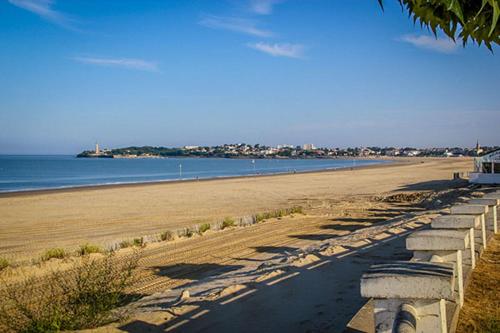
{"left": 119, "top": 224, "right": 423, "bottom": 333}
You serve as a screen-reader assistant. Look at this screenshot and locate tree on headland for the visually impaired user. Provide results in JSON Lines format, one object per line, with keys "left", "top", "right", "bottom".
{"left": 380, "top": 0, "right": 500, "bottom": 50}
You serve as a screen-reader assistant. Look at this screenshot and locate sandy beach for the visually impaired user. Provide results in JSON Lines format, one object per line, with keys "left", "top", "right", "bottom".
{"left": 0, "top": 158, "right": 472, "bottom": 262}
{"left": 0, "top": 157, "right": 484, "bottom": 332}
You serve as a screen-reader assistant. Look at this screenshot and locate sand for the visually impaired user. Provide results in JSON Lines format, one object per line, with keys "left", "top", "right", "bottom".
{"left": 0, "top": 157, "right": 472, "bottom": 262}
{"left": 0, "top": 157, "right": 482, "bottom": 332}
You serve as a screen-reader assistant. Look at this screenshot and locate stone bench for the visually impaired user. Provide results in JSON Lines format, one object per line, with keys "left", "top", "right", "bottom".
{"left": 483, "top": 192, "right": 500, "bottom": 199}
{"left": 449, "top": 204, "right": 488, "bottom": 252}
{"left": 431, "top": 215, "right": 479, "bottom": 269}
{"left": 406, "top": 230, "right": 470, "bottom": 307}
{"left": 361, "top": 261, "right": 455, "bottom": 333}
{"left": 469, "top": 198, "right": 499, "bottom": 234}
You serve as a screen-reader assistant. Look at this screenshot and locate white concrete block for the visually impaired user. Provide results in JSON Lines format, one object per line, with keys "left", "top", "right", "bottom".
{"left": 361, "top": 261, "right": 455, "bottom": 300}
{"left": 407, "top": 230, "right": 469, "bottom": 251}
{"left": 469, "top": 198, "right": 498, "bottom": 234}
{"left": 373, "top": 298, "right": 449, "bottom": 333}
{"left": 431, "top": 215, "right": 480, "bottom": 229}
{"left": 469, "top": 198, "right": 500, "bottom": 206}
{"left": 450, "top": 204, "right": 488, "bottom": 215}
{"left": 483, "top": 192, "right": 500, "bottom": 199}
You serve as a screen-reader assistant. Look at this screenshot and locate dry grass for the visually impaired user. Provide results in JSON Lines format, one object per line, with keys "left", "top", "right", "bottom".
{"left": 456, "top": 234, "right": 500, "bottom": 333}
{"left": 0, "top": 253, "right": 139, "bottom": 332}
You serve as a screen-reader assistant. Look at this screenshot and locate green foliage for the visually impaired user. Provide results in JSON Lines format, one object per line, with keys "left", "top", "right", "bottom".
{"left": 380, "top": 0, "right": 500, "bottom": 49}
{"left": 132, "top": 238, "right": 143, "bottom": 247}
{"left": 160, "top": 230, "right": 175, "bottom": 241}
{"left": 77, "top": 244, "right": 103, "bottom": 256}
{"left": 0, "top": 253, "right": 138, "bottom": 332}
{"left": 41, "top": 248, "right": 68, "bottom": 261}
{"left": 0, "top": 258, "right": 9, "bottom": 271}
{"left": 221, "top": 217, "right": 235, "bottom": 229}
{"left": 198, "top": 223, "right": 211, "bottom": 234}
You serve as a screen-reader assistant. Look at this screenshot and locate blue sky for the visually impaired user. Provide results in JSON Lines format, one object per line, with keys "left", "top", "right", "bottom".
{"left": 0, "top": 0, "right": 499, "bottom": 154}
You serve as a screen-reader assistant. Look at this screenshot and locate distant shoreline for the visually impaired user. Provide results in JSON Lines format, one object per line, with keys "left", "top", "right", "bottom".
{"left": 0, "top": 158, "right": 403, "bottom": 198}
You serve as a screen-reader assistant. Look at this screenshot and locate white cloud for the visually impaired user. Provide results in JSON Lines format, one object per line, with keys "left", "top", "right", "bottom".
{"left": 247, "top": 42, "right": 305, "bottom": 58}
{"left": 199, "top": 15, "right": 273, "bottom": 37}
{"left": 249, "top": 0, "right": 283, "bottom": 15}
{"left": 73, "top": 57, "right": 160, "bottom": 72}
{"left": 399, "top": 34, "right": 458, "bottom": 54}
{"left": 8, "top": 0, "right": 73, "bottom": 28}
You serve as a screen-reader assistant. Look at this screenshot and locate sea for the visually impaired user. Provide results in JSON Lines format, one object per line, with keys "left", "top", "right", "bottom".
{"left": 0, "top": 155, "right": 389, "bottom": 193}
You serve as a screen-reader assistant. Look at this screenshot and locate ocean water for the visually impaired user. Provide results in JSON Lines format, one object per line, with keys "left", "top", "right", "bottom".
{"left": 0, "top": 155, "right": 388, "bottom": 193}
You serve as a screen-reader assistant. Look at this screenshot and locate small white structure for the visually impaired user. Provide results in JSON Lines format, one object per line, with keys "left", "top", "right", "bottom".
{"left": 469, "top": 149, "right": 500, "bottom": 184}
{"left": 302, "top": 143, "right": 316, "bottom": 150}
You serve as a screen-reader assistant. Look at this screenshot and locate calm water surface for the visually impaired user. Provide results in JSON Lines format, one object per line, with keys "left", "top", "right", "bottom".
{"left": 0, "top": 155, "right": 388, "bottom": 193}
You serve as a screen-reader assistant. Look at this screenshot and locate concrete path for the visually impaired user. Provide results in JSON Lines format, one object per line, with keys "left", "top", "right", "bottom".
{"left": 118, "top": 230, "right": 415, "bottom": 333}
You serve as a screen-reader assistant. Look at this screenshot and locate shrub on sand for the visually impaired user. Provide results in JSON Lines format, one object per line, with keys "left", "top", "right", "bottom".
{"left": 221, "top": 217, "right": 235, "bottom": 230}
{"left": 0, "top": 258, "right": 9, "bottom": 271}
{"left": 0, "top": 253, "right": 139, "bottom": 332}
{"left": 41, "top": 248, "right": 68, "bottom": 261}
{"left": 161, "top": 230, "right": 175, "bottom": 242}
{"left": 78, "top": 244, "right": 103, "bottom": 256}
{"left": 198, "top": 223, "right": 211, "bottom": 234}
{"left": 119, "top": 240, "right": 132, "bottom": 249}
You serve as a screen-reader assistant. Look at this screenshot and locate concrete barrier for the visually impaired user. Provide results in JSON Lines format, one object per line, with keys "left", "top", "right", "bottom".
{"left": 406, "top": 230, "right": 469, "bottom": 307}
{"left": 431, "top": 215, "right": 479, "bottom": 269}
{"left": 483, "top": 192, "right": 500, "bottom": 199}
{"left": 361, "top": 261, "right": 455, "bottom": 333}
{"left": 468, "top": 198, "right": 499, "bottom": 234}
{"left": 358, "top": 195, "right": 499, "bottom": 333}
{"left": 450, "top": 204, "right": 488, "bottom": 251}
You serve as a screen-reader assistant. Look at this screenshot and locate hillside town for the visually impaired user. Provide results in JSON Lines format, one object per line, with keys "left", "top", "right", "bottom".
{"left": 77, "top": 142, "right": 498, "bottom": 159}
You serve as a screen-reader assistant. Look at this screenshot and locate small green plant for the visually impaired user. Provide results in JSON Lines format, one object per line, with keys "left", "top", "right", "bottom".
{"left": 0, "top": 253, "right": 139, "bottom": 332}
{"left": 161, "top": 230, "right": 175, "bottom": 241}
{"left": 78, "top": 244, "right": 103, "bottom": 256}
{"left": 0, "top": 258, "right": 9, "bottom": 271}
{"left": 198, "top": 223, "right": 211, "bottom": 234}
{"left": 41, "top": 248, "right": 67, "bottom": 261}
{"left": 133, "top": 238, "right": 143, "bottom": 247}
{"left": 290, "top": 206, "right": 303, "bottom": 214}
{"left": 221, "top": 217, "right": 235, "bottom": 230}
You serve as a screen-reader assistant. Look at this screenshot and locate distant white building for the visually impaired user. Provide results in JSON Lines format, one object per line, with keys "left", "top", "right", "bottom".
{"left": 302, "top": 143, "right": 316, "bottom": 150}
{"left": 184, "top": 146, "right": 199, "bottom": 150}
{"left": 469, "top": 149, "right": 500, "bottom": 184}
{"left": 277, "top": 144, "right": 294, "bottom": 149}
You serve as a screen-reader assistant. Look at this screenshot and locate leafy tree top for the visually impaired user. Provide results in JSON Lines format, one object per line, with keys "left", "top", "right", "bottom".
{"left": 381, "top": 0, "right": 500, "bottom": 50}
